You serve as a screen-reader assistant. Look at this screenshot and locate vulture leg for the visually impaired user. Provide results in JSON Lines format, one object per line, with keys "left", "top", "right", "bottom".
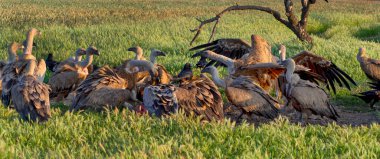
{"left": 369, "top": 99, "right": 377, "bottom": 110}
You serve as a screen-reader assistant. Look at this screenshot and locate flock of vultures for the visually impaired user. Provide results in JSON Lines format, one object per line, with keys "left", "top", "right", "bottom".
{"left": 1, "top": 28, "right": 379, "bottom": 124}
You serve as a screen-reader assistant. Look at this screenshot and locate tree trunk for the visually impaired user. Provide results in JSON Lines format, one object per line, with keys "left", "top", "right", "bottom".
{"left": 289, "top": 24, "right": 313, "bottom": 43}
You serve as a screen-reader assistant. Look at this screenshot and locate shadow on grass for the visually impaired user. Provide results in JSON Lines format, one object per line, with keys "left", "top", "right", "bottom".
{"left": 354, "top": 25, "right": 380, "bottom": 43}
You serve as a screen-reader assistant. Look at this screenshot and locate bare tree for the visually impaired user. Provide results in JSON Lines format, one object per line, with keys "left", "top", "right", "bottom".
{"left": 190, "top": 0, "right": 329, "bottom": 45}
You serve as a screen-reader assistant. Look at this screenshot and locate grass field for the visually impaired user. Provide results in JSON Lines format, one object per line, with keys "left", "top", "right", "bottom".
{"left": 0, "top": 0, "right": 380, "bottom": 158}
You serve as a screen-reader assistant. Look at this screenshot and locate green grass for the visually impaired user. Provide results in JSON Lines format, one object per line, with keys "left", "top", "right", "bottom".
{"left": 0, "top": 0, "right": 380, "bottom": 158}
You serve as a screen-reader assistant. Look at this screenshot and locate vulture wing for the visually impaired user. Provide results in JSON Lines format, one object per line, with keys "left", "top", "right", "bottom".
{"left": 48, "top": 64, "right": 87, "bottom": 99}
{"left": 238, "top": 63, "right": 286, "bottom": 91}
{"left": 175, "top": 75, "right": 224, "bottom": 121}
{"left": 70, "top": 66, "right": 126, "bottom": 111}
{"left": 355, "top": 81, "right": 380, "bottom": 107}
{"left": 190, "top": 39, "right": 251, "bottom": 68}
{"left": 227, "top": 76, "right": 279, "bottom": 119}
{"left": 35, "top": 59, "right": 47, "bottom": 82}
{"left": 143, "top": 84, "right": 179, "bottom": 117}
{"left": 1, "top": 61, "right": 28, "bottom": 106}
{"left": 11, "top": 75, "right": 51, "bottom": 122}
{"left": 291, "top": 80, "right": 340, "bottom": 120}
{"left": 292, "top": 51, "right": 356, "bottom": 94}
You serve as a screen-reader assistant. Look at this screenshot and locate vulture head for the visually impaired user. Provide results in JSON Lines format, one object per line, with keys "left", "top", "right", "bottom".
{"left": 75, "top": 48, "right": 87, "bottom": 56}
{"left": 128, "top": 46, "right": 143, "bottom": 59}
{"left": 201, "top": 65, "right": 217, "bottom": 75}
{"left": 278, "top": 44, "right": 286, "bottom": 61}
{"left": 86, "top": 45, "right": 100, "bottom": 56}
{"left": 73, "top": 48, "right": 87, "bottom": 62}
{"left": 357, "top": 47, "right": 366, "bottom": 61}
{"left": 150, "top": 49, "right": 166, "bottom": 63}
{"left": 281, "top": 58, "right": 297, "bottom": 96}
{"left": 125, "top": 60, "right": 158, "bottom": 80}
{"left": 150, "top": 49, "right": 166, "bottom": 57}
{"left": 195, "top": 56, "right": 208, "bottom": 68}
{"left": 177, "top": 63, "right": 193, "bottom": 80}
{"left": 9, "top": 42, "right": 24, "bottom": 53}
{"left": 251, "top": 34, "right": 270, "bottom": 53}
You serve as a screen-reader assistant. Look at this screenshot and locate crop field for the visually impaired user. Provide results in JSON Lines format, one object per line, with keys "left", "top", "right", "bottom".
{"left": 0, "top": 0, "right": 380, "bottom": 158}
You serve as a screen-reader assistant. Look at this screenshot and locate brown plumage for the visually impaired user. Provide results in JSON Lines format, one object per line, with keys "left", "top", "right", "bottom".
{"left": 202, "top": 66, "right": 280, "bottom": 120}
{"left": 2, "top": 28, "right": 44, "bottom": 107}
{"left": 143, "top": 64, "right": 223, "bottom": 121}
{"left": 11, "top": 60, "right": 51, "bottom": 122}
{"left": 0, "top": 42, "right": 23, "bottom": 95}
{"left": 280, "top": 45, "right": 356, "bottom": 94}
{"left": 48, "top": 46, "right": 99, "bottom": 102}
{"left": 281, "top": 59, "right": 339, "bottom": 122}
{"left": 52, "top": 48, "right": 87, "bottom": 72}
{"left": 124, "top": 49, "right": 172, "bottom": 101}
{"left": 70, "top": 65, "right": 137, "bottom": 111}
{"left": 192, "top": 35, "right": 283, "bottom": 92}
{"left": 191, "top": 35, "right": 277, "bottom": 68}
{"left": 357, "top": 47, "right": 380, "bottom": 82}
{"left": 193, "top": 50, "right": 284, "bottom": 92}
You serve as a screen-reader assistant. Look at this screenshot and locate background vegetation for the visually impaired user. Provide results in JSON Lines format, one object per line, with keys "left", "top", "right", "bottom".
{"left": 0, "top": 0, "right": 379, "bottom": 158}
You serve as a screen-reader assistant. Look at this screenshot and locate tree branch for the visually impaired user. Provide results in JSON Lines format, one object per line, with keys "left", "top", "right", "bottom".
{"left": 190, "top": 5, "right": 289, "bottom": 45}
{"left": 284, "top": 0, "right": 299, "bottom": 26}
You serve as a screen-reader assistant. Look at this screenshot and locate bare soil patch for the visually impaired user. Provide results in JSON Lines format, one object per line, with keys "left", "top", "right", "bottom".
{"left": 224, "top": 104, "right": 380, "bottom": 126}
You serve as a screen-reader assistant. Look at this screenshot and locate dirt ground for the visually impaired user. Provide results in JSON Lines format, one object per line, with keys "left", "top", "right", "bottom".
{"left": 224, "top": 104, "right": 380, "bottom": 126}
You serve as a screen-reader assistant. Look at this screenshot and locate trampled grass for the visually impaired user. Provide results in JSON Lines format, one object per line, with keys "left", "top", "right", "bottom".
{"left": 0, "top": 0, "right": 380, "bottom": 158}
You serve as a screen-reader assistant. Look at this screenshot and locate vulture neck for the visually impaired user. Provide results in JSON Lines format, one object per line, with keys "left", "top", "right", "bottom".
{"left": 7, "top": 44, "right": 18, "bottom": 63}
{"left": 284, "top": 59, "right": 296, "bottom": 84}
{"left": 205, "top": 51, "right": 235, "bottom": 74}
{"left": 208, "top": 68, "right": 226, "bottom": 89}
{"left": 23, "top": 30, "right": 37, "bottom": 55}
{"left": 74, "top": 52, "right": 83, "bottom": 62}
{"left": 357, "top": 48, "right": 367, "bottom": 62}
{"left": 280, "top": 45, "right": 286, "bottom": 61}
{"left": 150, "top": 52, "right": 158, "bottom": 64}
{"left": 25, "top": 60, "right": 37, "bottom": 76}
{"left": 134, "top": 49, "right": 144, "bottom": 60}
{"left": 79, "top": 52, "right": 93, "bottom": 68}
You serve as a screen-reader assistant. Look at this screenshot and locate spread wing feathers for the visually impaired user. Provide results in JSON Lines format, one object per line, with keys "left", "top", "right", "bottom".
{"left": 190, "top": 39, "right": 251, "bottom": 68}
{"left": 291, "top": 81, "right": 340, "bottom": 120}
{"left": 175, "top": 75, "right": 224, "bottom": 121}
{"left": 35, "top": 59, "right": 46, "bottom": 82}
{"left": 294, "top": 65, "right": 325, "bottom": 85}
{"left": 143, "top": 84, "right": 179, "bottom": 117}
{"left": 237, "top": 63, "right": 286, "bottom": 91}
{"left": 11, "top": 75, "right": 51, "bottom": 122}
{"left": 70, "top": 66, "right": 126, "bottom": 111}
{"left": 355, "top": 81, "right": 380, "bottom": 106}
{"left": 292, "top": 51, "right": 356, "bottom": 93}
{"left": 227, "top": 76, "right": 279, "bottom": 119}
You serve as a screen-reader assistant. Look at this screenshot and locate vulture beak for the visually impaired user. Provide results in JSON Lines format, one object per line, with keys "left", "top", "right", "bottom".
{"left": 94, "top": 50, "right": 100, "bottom": 56}
{"left": 196, "top": 56, "right": 207, "bottom": 68}
{"left": 200, "top": 68, "right": 207, "bottom": 74}
{"left": 156, "top": 51, "right": 166, "bottom": 57}
{"left": 191, "top": 51, "right": 205, "bottom": 58}
{"left": 127, "top": 47, "right": 135, "bottom": 52}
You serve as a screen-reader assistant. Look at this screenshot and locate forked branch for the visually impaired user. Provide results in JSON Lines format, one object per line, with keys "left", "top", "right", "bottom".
{"left": 190, "top": 0, "right": 329, "bottom": 45}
